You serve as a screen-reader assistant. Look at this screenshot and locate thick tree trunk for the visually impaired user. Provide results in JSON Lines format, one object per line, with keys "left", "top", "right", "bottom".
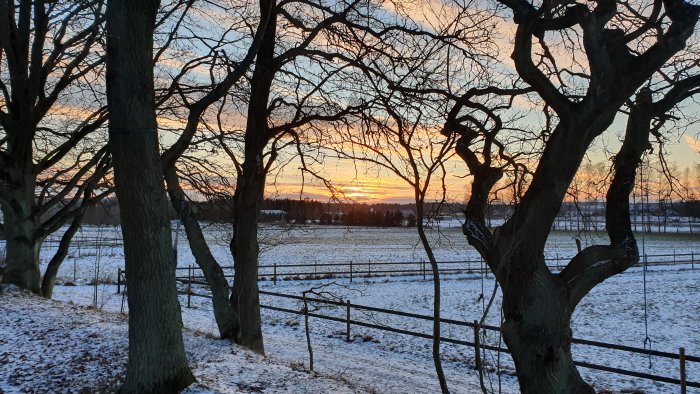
{"left": 230, "top": 164, "right": 266, "bottom": 353}
{"left": 106, "top": 0, "right": 194, "bottom": 391}
{"left": 1, "top": 195, "right": 42, "bottom": 295}
{"left": 227, "top": 0, "right": 276, "bottom": 354}
{"left": 164, "top": 166, "right": 239, "bottom": 340}
{"left": 500, "top": 264, "right": 592, "bottom": 394}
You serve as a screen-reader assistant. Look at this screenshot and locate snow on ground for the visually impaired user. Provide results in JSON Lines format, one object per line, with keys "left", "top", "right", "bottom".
{"left": 42, "top": 263, "right": 700, "bottom": 393}
{"left": 37, "top": 224, "right": 700, "bottom": 284}
{"left": 3, "top": 225, "right": 698, "bottom": 393}
{"left": 0, "top": 286, "right": 358, "bottom": 393}
{"left": 260, "top": 266, "right": 700, "bottom": 393}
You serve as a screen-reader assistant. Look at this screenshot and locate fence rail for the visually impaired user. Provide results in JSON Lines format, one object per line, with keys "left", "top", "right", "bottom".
{"left": 166, "top": 284, "right": 697, "bottom": 390}
{"left": 164, "top": 252, "right": 698, "bottom": 284}
{"left": 113, "top": 253, "right": 699, "bottom": 389}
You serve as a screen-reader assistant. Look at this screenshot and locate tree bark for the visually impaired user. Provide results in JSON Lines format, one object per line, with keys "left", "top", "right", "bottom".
{"left": 41, "top": 214, "right": 83, "bottom": 299}
{"left": 231, "top": 164, "right": 266, "bottom": 353}
{"left": 1, "top": 189, "right": 42, "bottom": 295}
{"left": 228, "top": 0, "right": 276, "bottom": 354}
{"left": 499, "top": 262, "right": 592, "bottom": 394}
{"left": 1, "top": 127, "right": 42, "bottom": 294}
{"left": 106, "top": 0, "right": 194, "bottom": 391}
{"left": 164, "top": 166, "right": 239, "bottom": 340}
{"left": 415, "top": 205, "right": 449, "bottom": 393}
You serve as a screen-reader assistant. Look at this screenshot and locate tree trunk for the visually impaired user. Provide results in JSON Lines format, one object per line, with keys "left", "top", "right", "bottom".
{"left": 415, "top": 206, "right": 449, "bottom": 393}
{"left": 164, "top": 166, "right": 239, "bottom": 340}
{"left": 500, "top": 264, "right": 592, "bottom": 394}
{"left": 227, "top": 0, "right": 276, "bottom": 354}
{"left": 1, "top": 194, "right": 42, "bottom": 295}
{"left": 230, "top": 163, "right": 266, "bottom": 353}
{"left": 106, "top": 1, "right": 194, "bottom": 391}
{"left": 41, "top": 215, "right": 83, "bottom": 299}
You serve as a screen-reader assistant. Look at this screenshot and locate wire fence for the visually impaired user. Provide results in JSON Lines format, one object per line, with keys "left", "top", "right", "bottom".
{"left": 157, "top": 281, "right": 698, "bottom": 392}
{"left": 156, "top": 252, "right": 698, "bottom": 286}
{"left": 112, "top": 252, "right": 699, "bottom": 390}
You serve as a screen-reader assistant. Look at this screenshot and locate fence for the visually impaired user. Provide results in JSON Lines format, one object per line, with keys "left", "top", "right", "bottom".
{"left": 148, "top": 252, "right": 698, "bottom": 286}
{"left": 158, "top": 283, "right": 698, "bottom": 392}
{"left": 114, "top": 262, "right": 699, "bottom": 391}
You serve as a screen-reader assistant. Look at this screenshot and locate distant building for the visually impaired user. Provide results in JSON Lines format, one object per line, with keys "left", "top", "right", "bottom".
{"left": 259, "top": 209, "right": 287, "bottom": 223}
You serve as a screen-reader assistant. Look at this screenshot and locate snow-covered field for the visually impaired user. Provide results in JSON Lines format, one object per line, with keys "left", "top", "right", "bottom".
{"left": 1, "top": 224, "right": 698, "bottom": 393}
{"left": 37, "top": 224, "right": 700, "bottom": 284}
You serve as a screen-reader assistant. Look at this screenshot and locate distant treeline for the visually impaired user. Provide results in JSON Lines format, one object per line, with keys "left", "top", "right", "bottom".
{"left": 79, "top": 197, "right": 700, "bottom": 227}
{"left": 80, "top": 197, "right": 425, "bottom": 227}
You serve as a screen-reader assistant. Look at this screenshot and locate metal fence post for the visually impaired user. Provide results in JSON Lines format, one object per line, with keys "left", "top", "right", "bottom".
{"left": 346, "top": 300, "right": 351, "bottom": 342}
{"left": 187, "top": 265, "right": 192, "bottom": 308}
{"left": 473, "top": 320, "right": 483, "bottom": 381}
{"left": 680, "top": 347, "right": 686, "bottom": 394}
{"left": 274, "top": 263, "right": 277, "bottom": 285}
{"left": 692, "top": 252, "right": 695, "bottom": 270}
{"left": 117, "top": 268, "right": 121, "bottom": 294}
{"left": 350, "top": 261, "right": 353, "bottom": 282}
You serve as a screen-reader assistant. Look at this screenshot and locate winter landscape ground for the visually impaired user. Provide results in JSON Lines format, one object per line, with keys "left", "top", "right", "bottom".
{"left": 1, "top": 224, "right": 699, "bottom": 393}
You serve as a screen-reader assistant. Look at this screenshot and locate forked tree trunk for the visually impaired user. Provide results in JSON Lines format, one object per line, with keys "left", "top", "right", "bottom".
{"left": 499, "top": 264, "right": 592, "bottom": 394}
{"left": 106, "top": 0, "right": 194, "bottom": 391}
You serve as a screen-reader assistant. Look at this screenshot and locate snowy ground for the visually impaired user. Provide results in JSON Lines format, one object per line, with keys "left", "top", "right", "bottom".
{"left": 2, "top": 225, "right": 698, "bottom": 393}
{"left": 0, "top": 286, "right": 359, "bottom": 393}
{"left": 37, "top": 263, "right": 700, "bottom": 393}
{"left": 37, "top": 224, "right": 700, "bottom": 284}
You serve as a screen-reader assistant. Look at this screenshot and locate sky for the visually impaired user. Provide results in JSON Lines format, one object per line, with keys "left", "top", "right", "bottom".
{"left": 13, "top": 0, "right": 700, "bottom": 206}
{"left": 259, "top": 129, "right": 700, "bottom": 204}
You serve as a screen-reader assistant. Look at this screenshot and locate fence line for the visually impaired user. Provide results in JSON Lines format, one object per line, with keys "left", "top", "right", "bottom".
{"left": 166, "top": 284, "right": 697, "bottom": 390}
{"left": 162, "top": 252, "right": 697, "bottom": 283}
{"left": 261, "top": 290, "right": 699, "bottom": 389}
{"left": 114, "top": 267, "right": 699, "bottom": 388}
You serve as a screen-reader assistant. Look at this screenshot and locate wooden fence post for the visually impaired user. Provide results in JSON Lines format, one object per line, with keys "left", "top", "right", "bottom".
{"left": 680, "top": 347, "right": 686, "bottom": 394}
{"left": 346, "top": 300, "right": 351, "bottom": 342}
{"left": 474, "top": 320, "right": 483, "bottom": 382}
{"left": 303, "top": 294, "right": 313, "bottom": 371}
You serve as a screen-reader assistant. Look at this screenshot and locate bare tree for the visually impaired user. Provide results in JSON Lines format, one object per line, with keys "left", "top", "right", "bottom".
{"left": 211, "top": 0, "right": 376, "bottom": 353}
{"left": 106, "top": 0, "right": 194, "bottom": 391}
{"left": 152, "top": 0, "right": 272, "bottom": 341}
{"left": 442, "top": 0, "right": 700, "bottom": 391}
{"left": 337, "top": 96, "right": 458, "bottom": 392}
{"left": 0, "top": 0, "right": 111, "bottom": 296}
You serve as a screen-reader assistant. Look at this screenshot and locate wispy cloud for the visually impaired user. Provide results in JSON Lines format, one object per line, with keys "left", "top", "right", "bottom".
{"left": 685, "top": 134, "right": 700, "bottom": 154}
